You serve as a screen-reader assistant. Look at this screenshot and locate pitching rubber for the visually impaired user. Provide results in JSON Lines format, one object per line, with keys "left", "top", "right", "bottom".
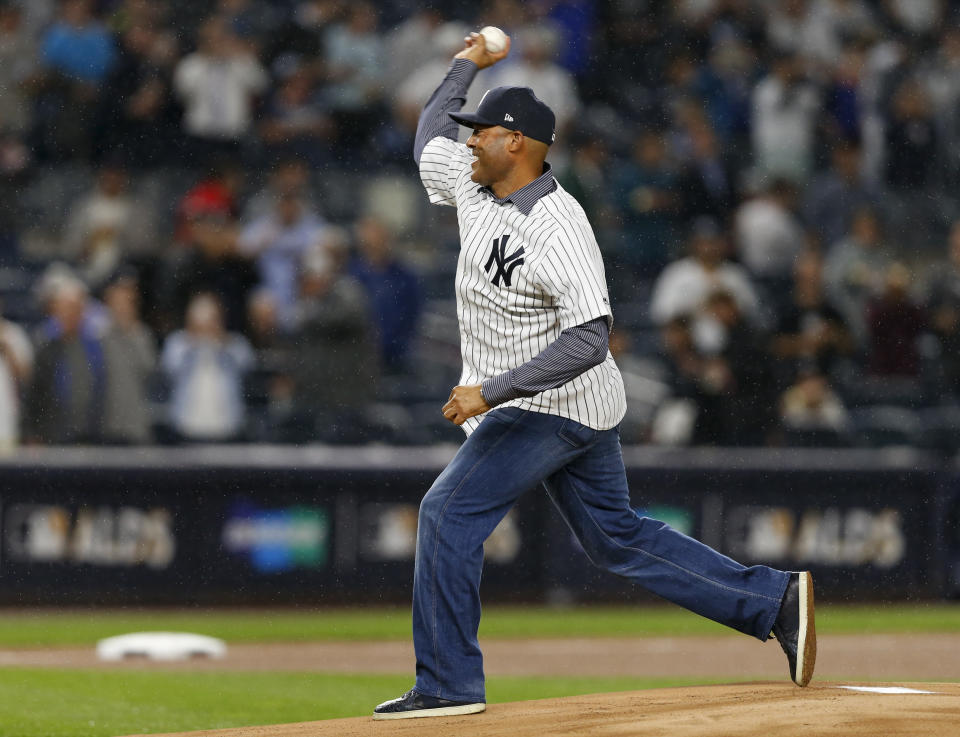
{"left": 372, "top": 703, "right": 486, "bottom": 721}
{"left": 796, "top": 571, "right": 817, "bottom": 687}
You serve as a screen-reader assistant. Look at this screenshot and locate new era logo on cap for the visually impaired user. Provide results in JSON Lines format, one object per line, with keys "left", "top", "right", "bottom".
{"left": 449, "top": 86, "right": 556, "bottom": 146}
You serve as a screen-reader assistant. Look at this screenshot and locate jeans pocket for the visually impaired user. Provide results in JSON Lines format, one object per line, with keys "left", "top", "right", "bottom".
{"left": 557, "top": 417, "right": 598, "bottom": 448}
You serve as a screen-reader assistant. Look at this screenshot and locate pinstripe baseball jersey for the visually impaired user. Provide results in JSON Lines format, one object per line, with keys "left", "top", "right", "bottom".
{"left": 419, "top": 135, "right": 626, "bottom": 435}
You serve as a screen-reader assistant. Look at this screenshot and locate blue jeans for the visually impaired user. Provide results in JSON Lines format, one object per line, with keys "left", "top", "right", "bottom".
{"left": 412, "top": 408, "right": 790, "bottom": 702}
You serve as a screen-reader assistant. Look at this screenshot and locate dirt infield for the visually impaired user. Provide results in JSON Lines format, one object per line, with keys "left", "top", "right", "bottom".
{"left": 4, "top": 633, "right": 959, "bottom": 681}
{"left": 125, "top": 682, "right": 960, "bottom": 737}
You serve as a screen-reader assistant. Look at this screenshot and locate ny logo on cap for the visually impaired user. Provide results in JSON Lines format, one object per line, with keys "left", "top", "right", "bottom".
{"left": 484, "top": 234, "right": 525, "bottom": 287}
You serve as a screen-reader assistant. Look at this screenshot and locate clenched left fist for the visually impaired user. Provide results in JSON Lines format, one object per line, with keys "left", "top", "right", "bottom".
{"left": 442, "top": 384, "right": 491, "bottom": 425}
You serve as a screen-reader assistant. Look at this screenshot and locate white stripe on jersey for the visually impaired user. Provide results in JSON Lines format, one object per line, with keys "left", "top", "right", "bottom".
{"left": 419, "top": 136, "right": 627, "bottom": 435}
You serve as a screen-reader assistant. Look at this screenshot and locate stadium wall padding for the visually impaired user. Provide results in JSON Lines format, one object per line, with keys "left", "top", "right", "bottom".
{"left": 0, "top": 446, "right": 955, "bottom": 603}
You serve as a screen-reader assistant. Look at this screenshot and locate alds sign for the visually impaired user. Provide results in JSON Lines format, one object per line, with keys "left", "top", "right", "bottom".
{"left": 3, "top": 504, "right": 176, "bottom": 569}
{"left": 725, "top": 506, "right": 906, "bottom": 569}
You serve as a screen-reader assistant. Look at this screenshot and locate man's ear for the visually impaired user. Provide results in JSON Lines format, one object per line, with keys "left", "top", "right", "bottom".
{"left": 507, "top": 130, "right": 524, "bottom": 153}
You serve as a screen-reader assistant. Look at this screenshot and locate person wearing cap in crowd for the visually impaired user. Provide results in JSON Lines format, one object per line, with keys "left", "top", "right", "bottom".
{"left": 373, "top": 29, "right": 816, "bottom": 721}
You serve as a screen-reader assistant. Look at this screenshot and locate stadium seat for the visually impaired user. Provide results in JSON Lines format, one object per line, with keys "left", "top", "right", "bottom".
{"left": 782, "top": 426, "right": 853, "bottom": 448}
{"left": 917, "top": 406, "right": 960, "bottom": 457}
{"left": 850, "top": 405, "right": 922, "bottom": 448}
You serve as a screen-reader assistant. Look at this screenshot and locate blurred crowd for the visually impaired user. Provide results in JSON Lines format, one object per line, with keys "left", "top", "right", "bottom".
{"left": 2, "top": 0, "right": 960, "bottom": 451}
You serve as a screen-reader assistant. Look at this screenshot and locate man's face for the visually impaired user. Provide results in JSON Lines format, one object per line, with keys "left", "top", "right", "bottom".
{"left": 693, "top": 233, "right": 723, "bottom": 265}
{"left": 466, "top": 125, "right": 514, "bottom": 187}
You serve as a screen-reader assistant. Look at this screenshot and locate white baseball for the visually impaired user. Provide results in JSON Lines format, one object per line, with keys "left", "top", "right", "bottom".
{"left": 479, "top": 26, "right": 507, "bottom": 54}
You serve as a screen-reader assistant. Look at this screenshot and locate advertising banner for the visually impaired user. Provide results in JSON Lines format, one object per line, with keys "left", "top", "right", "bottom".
{"left": 0, "top": 450, "right": 947, "bottom": 603}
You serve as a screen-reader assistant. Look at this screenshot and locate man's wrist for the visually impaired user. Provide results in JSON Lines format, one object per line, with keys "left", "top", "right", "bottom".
{"left": 481, "top": 372, "right": 517, "bottom": 407}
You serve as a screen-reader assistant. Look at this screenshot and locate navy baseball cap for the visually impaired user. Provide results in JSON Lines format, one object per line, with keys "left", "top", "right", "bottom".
{"left": 450, "top": 86, "right": 556, "bottom": 146}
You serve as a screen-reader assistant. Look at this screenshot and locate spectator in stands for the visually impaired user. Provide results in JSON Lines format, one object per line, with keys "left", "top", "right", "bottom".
{"left": 60, "top": 161, "right": 157, "bottom": 291}
{"left": 923, "top": 27, "right": 960, "bottom": 186}
{"left": 244, "top": 288, "right": 296, "bottom": 440}
{"left": 866, "top": 262, "right": 926, "bottom": 378}
{"left": 764, "top": 0, "right": 811, "bottom": 59}
{"left": 885, "top": 78, "right": 938, "bottom": 191}
{"left": 0, "top": 3, "right": 36, "bottom": 141}
{"left": 750, "top": 51, "right": 820, "bottom": 183}
{"left": 349, "top": 216, "right": 421, "bottom": 372}
{"left": 155, "top": 207, "right": 256, "bottom": 335}
{"left": 215, "top": 0, "right": 280, "bottom": 53}
{"left": 0, "top": 2, "right": 34, "bottom": 239}
{"left": 33, "top": 262, "right": 110, "bottom": 336}
{"left": 823, "top": 41, "right": 866, "bottom": 144}
{"left": 676, "top": 118, "right": 737, "bottom": 225}
{"left": 34, "top": 0, "right": 116, "bottom": 160}
{"left": 100, "top": 273, "right": 156, "bottom": 444}
{"left": 25, "top": 277, "right": 105, "bottom": 444}
{"left": 238, "top": 189, "right": 326, "bottom": 332}
{"left": 98, "top": 18, "right": 180, "bottom": 167}
{"left": 655, "top": 315, "right": 724, "bottom": 446}
{"left": 258, "top": 58, "right": 334, "bottom": 167}
{"left": 925, "top": 221, "right": 960, "bottom": 393}
{"left": 779, "top": 364, "right": 850, "bottom": 438}
{"left": 734, "top": 178, "right": 806, "bottom": 284}
{"left": 322, "top": 2, "right": 384, "bottom": 150}
{"left": 801, "top": 140, "right": 876, "bottom": 249}
{"left": 160, "top": 292, "right": 253, "bottom": 442}
{"left": 823, "top": 207, "right": 893, "bottom": 345}
{"left": 0, "top": 301, "right": 33, "bottom": 449}
{"left": 800, "top": 0, "right": 876, "bottom": 68}
{"left": 650, "top": 217, "right": 760, "bottom": 326}
{"left": 556, "top": 131, "right": 616, "bottom": 250}
{"left": 882, "top": 0, "right": 944, "bottom": 46}
{"left": 40, "top": 0, "right": 115, "bottom": 85}
{"left": 289, "top": 244, "right": 378, "bottom": 442}
{"left": 700, "top": 290, "right": 777, "bottom": 445}
{"left": 176, "top": 158, "right": 244, "bottom": 243}
{"left": 173, "top": 16, "right": 268, "bottom": 163}
{"left": 243, "top": 157, "right": 312, "bottom": 222}
{"left": 613, "top": 129, "right": 681, "bottom": 275}
{"left": 771, "top": 249, "right": 853, "bottom": 380}
{"left": 697, "top": 34, "right": 757, "bottom": 147}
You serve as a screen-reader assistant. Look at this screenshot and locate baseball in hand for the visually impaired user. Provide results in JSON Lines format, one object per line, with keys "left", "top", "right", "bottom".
{"left": 479, "top": 26, "right": 508, "bottom": 54}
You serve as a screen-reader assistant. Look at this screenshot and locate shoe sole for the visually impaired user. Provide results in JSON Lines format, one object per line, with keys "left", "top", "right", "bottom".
{"left": 796, "top": 571, "right": 817, "bottom": 687}
{"left": 372, "top": 703, "right": 486, "bottom": 720}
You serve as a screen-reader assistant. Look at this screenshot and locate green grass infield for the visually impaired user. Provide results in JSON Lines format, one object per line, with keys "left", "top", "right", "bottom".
{"left": 0, "top": 669, "right": 725, "bottom": 737}
{"left": 0, "top": 603, "right": 957, "bottom": 647}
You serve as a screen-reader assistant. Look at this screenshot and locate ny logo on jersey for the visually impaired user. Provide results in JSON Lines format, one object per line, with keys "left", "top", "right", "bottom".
{"left": 484, "top": 234, "right": 525, "bottom": 287}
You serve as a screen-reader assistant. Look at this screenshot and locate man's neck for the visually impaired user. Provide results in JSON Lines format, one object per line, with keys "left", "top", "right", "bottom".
{"left": 489, "top": 164, "right": 545, "bottom": 199}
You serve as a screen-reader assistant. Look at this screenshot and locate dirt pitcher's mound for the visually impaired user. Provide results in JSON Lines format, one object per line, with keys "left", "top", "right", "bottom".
{"left": 127, "top": 682, "right": 960, "bottom": 737}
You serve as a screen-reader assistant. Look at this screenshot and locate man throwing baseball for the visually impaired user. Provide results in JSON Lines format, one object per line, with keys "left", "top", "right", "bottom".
{"left": 373, "top": 30, "right": 815, "bottom": 720}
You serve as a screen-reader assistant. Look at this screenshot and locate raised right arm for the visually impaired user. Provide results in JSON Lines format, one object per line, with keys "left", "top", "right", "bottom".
{"left": 413, "top": 30, "right": 511, "bottom": 165}
{"left": 413, "top": 59, "right": 478, "bottom": 165}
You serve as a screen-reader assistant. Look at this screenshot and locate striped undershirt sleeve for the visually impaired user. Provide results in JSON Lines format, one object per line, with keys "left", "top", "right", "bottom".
{"left": 413, "top": 58, "right": 478, "bottom": 164}
{"left": 481, "top": 317, "right": 610, "bottom": 407}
